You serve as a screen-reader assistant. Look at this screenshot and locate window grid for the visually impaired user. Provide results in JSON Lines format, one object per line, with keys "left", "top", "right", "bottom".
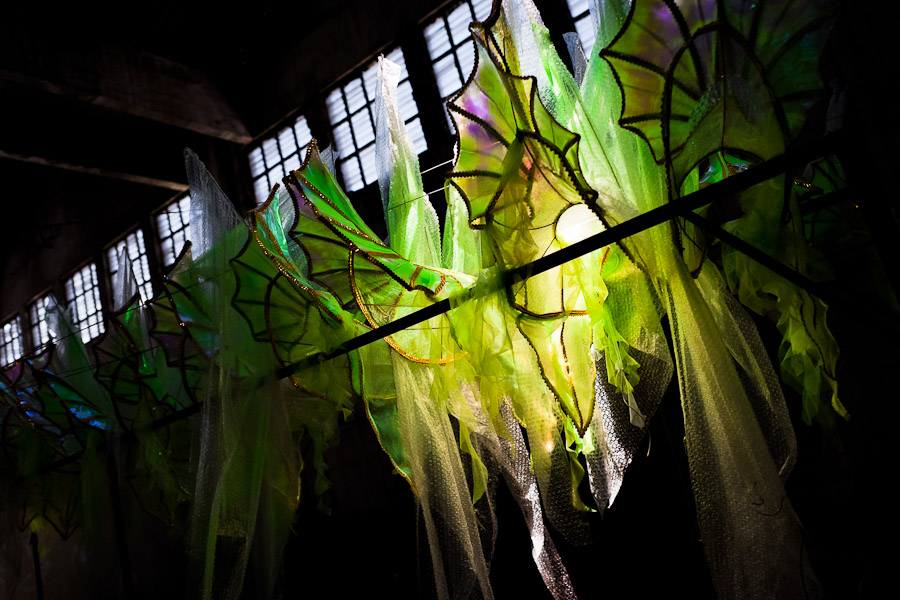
{"left": 565, "top": 0, "right": 596, "bottom": 57}
{"left": 0, "top": 316, "right": 24, "bottom": 367}
{"left": 29, "top": 294, "right": 54, "bottom": 351}
{"left": 107, "top": 229, "right": 153, "bottom": 303}
{"left": 423, "top": 0, "right": 493, "bottom": 127}
{"left": 64, "top": 263, "right": 105, "bottom": 344}
{"left": 247, "top": 115, "right": 313, "bottom": 205}
{"left": 156, "top": 194, "right": 191, "bottom": 266}
{"left": 326, "top": 47, "right": 428, "bottom": 192}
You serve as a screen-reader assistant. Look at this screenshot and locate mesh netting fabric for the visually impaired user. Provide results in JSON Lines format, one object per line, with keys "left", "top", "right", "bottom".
{"left": 562, "top": 32, "right": 587, "bottom": 87}
{"left": 183, "top": 150, "right": 299, "bottom": 600}
{"left": 667, "top": 261, "right": 818, "bottom": 598}
{"left": 394, "top": 357, "right": 493, "bottom": 600}
{"left": 477, "top": 406, "right": 579, "bottom": 600}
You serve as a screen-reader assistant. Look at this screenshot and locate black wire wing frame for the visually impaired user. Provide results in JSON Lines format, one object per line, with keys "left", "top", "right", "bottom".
{"left": 276, "top": 133, "right": 846, "bottom": 379}
{"left": 36, "top": 133, "right": 847, "bottom": 475}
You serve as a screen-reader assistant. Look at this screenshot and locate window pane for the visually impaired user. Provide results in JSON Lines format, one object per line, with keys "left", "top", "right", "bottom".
{"left": 107, "top": 229, "right": 153, "bottom": 301}
{"left": 340, "top": 158, "right": 364, "bottom": 192}
{"left": 248, "top": 147, "right": 266, "bottom": 177}
{"left": 362, "top": 65, "right": 379, "bottom": 102}
{"left": 425, "top": 1, "right": 492, "bottom": 106}
{"left": 447, "top": 3, "right": 474, "bottom": 45}
{"left": 472, "top": 0, "right": 492, "bottom": 20}
{"left": 156, "top": 194, "right": 191, "bottom": 266}
{"left": 283, "top": 153, "right": 301, "bottom": 174}
{"left": 326, "top": 89, "right": 346, "bottom": 123}
{"left": 566, "top": 0, "right": 589, "bottom": 15}
{"left": 325, "top": 46, "right": 425, "bottom": 191}
{"left": 406, "top": 118, "right": 428, "bottom": 156}
{"left": 268, "top": 167, "right": 285, "bottom": 191}
{"left": 359, "top": 144, "right": 378, "bottom": 186}
{"left": 424, "top": 20, "right": 451, "bottom": 58}
{"left": 458, "top": 42, "right": 476, "bottom": 81}
{"left": 434, "top": 54, "right": 463, "bottom": 98}
{"left": 574, "top": 15, "right": 596, "bottom": 56}
{"left": 396, "top": 81, "right": 418, "bottom": 123}
{"left": 566, "top": 0, "right": 595, "bottom": 56}
{"left": 294, "top": 118, "right": 313, "bottom": 147}
{"left": 278, "top": 127, "right": 297, "bottom": 158}
{"left": 350, "top": 110, "right": 375, "bottom": 148}
{"left": 65, "top": 263, "right": 104, "bottom": 343}
{"left": 262, "top": 138, "right": 280, "bottom": 169}
{"left": 247, "top": 115, "right": 313, "bottom": 205}
{"left": 0, "top": 316, "right": 24, "bottom": 366}
{"left": 332, "top": 122, "right": 354, "bottom": 159}
{"left": 29, "top": 295, "right": 53, "bottom": 350}
{"left": 253, "top": 178, "right": 270, "bottom": 206}
{"left": 344, "top": 79, "right": 367, "bottom": 114}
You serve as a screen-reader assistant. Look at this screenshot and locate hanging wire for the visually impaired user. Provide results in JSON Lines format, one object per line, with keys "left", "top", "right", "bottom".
{"left": 420, "top": 157, "right": 455, "bottom": 175}
{"left": 387, "top": 185, "right": 451, "bottom": 212}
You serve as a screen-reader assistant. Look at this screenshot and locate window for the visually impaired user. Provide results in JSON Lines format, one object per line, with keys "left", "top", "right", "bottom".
{"left": 423, "top": 0, "right": 493, "bottom": 125}
{"left": 65, "top": 263, "right": 105, "bottom": 343}
{"left": 157, "top": 194, "right": 191, "bottom": 266}
{"left": 566, "top": 0, "right": 595, "bottom": 57}
{"left": 247, "top": 115, "right": 314, "bottom": 205}
{"left": 326, "top": 47, "right": 428, "bottom": 192}
{"left": 0, "top": 316, "right": 23, "bottom": 366}
{"left": 107, "top": 229, "right": 153, "bottom": 302}
{"left": 29, "top": 294, "right": 54, "bottom": 351}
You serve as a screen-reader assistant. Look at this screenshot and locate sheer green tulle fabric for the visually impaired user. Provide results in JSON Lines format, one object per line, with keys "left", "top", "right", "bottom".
{"left": 0, "top": 1, "right": 848, "bottom": 599}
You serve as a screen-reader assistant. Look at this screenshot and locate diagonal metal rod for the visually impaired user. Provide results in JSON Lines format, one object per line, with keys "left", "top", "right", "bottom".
{"left": 36, "top": 134, "right": 844, "bottom": 475}
{"left": 680, "top": 211, "right": 836, "bottom": 305}
{"left": 277, "top": 134, "right": 843, "bottom": 379}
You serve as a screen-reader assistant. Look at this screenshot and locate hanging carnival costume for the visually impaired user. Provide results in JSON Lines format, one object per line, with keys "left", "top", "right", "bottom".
{"left": 0, "top": 1, "right": 849, "bottom": 599}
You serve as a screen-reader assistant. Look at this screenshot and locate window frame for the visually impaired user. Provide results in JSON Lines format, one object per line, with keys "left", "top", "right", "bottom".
{"left": 154, "top": 192, "right": 192, "bottom": 269}
{"left": 245, "top": 113, "right": 314, "bottom": 206}
{"left": 26, "top": 291, "right": 56, "bottom": 354}
{"left": 0, "top": 313, "right": 25, "bottom": 367}
{"left": 63, "top": 261, "right": 106, "bottom": 345}
{"left": 324, "top": 45, "right": 428, "bottom": 193}
{"left": 564, "top": 0, "right": 596, "bottom": 57}
{"left": 105, "top": 226, "right": 154, "bottom": 304}
{"left": 422, "top": 0, "right": 494, "bottom": 126}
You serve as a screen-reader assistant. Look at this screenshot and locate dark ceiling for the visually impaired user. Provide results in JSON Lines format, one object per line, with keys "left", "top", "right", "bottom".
{"left": 1, "top": 0, "right": 898, "bottom": 309}
{"left": 0, "top": 0, "right": 452, "bottom": 311}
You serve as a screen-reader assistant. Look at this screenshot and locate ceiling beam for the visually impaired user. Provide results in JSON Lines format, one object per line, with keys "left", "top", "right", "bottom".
{"left": 0, "top": 44, "right": 252, "bottom": 144}
{"left": 0, "top": 149, "right": 188, "bottom": 191}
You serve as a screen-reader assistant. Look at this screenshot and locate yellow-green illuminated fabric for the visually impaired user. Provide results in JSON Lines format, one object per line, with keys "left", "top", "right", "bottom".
{"left": 0, "top": 2, "right": 849, "bottom": 599}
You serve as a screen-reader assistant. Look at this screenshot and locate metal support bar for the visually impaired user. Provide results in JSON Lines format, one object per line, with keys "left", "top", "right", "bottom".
{"left": 679, "top": 210, "right": 835, "bottom": 305}
{"left": 277, "top": 134, "right": 843, "bottom": 379}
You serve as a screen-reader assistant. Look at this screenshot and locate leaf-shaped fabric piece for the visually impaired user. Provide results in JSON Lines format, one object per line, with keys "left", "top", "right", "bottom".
{"left": 147, "top": 244, "right": 205, "bottom": 407}
{"left": 93, "top": 297, "right": 177, "bottom": 429}
{"left": 448, "top": 33, "right": 597, "bottom": 230}
{"left": 601, "top": 0, "right": 836, "bottom": 191}
{"left": 232, "top": 204, "right": 362, "bottom": 407}
{"left": 447, "top": 23, "right": 609, "bottom": 435}
{"left": 286, "top": 142, "right": 472, "bottom": 363}
{"left": 516, "top": 315, "right": 596, "bottom": 433}
{"left": 722, "top": 176, "right": 845, "bottom": 423}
